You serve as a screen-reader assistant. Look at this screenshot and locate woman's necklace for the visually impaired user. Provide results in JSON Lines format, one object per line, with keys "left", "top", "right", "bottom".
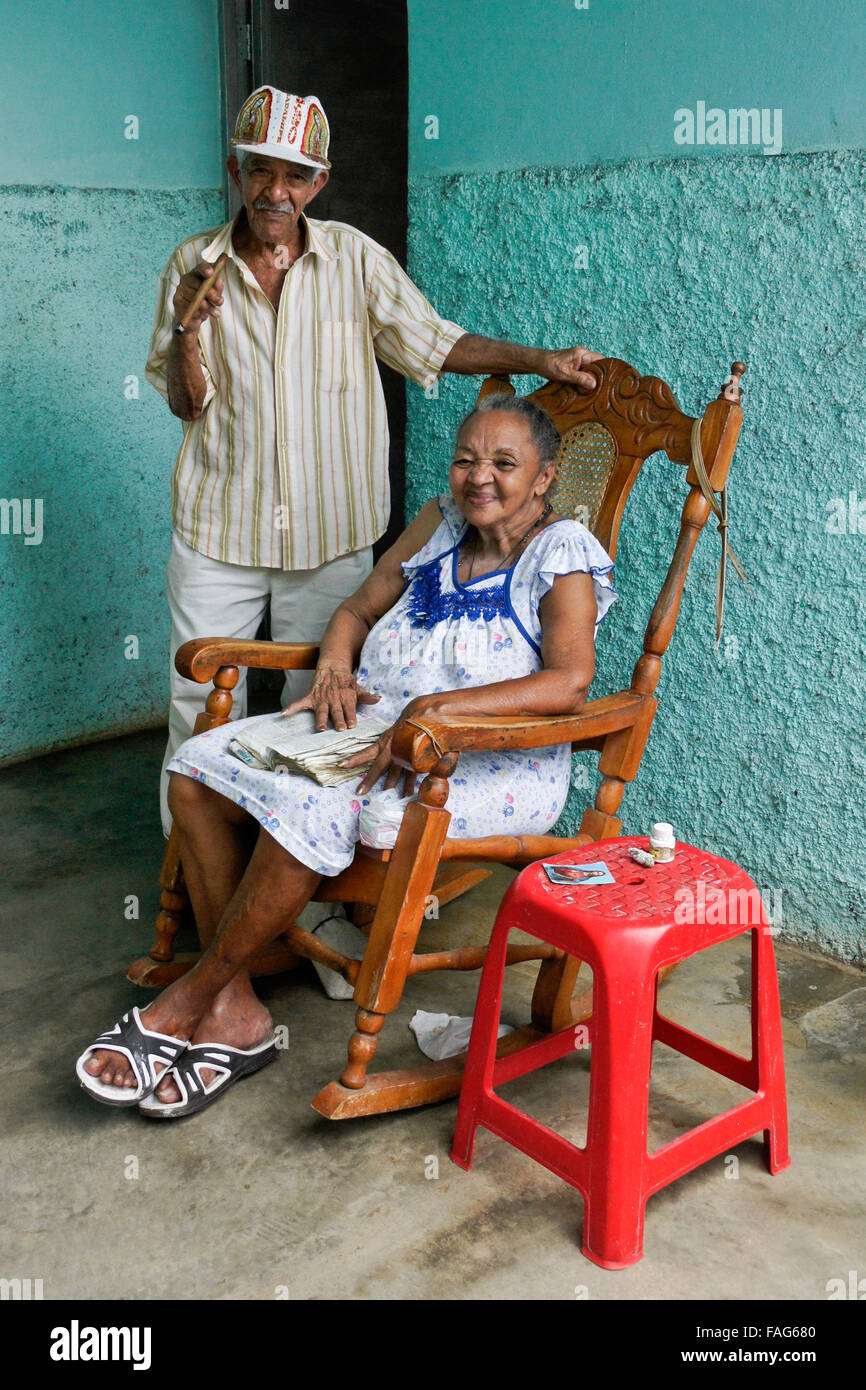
{"left": 464, "top": 501, "right": 553, "bottom": 582}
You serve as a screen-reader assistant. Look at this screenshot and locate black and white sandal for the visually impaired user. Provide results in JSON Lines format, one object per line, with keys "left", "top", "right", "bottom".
{"left": 75, "top": 1007, "right": 188, "bottom": 1107}
{"left": 137, "top": 1034, "right": 279, "bottom": 1120}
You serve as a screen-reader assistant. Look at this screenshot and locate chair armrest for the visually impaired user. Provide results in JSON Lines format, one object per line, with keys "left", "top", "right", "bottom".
{"left": 391, "top": 691, "right": 648, "bottom": 773}
{"left": 176, "top": 638, "right": 320, "bottom": 684}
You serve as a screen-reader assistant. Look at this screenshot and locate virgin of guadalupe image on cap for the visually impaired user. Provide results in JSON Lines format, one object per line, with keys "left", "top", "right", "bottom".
{"left": 302, "top": 105, "right": 329, "bottom": 164}
{"left": 237, "top": 89, "right": 271, "bottom": 144}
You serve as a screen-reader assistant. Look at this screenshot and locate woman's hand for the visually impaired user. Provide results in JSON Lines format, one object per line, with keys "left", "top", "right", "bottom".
{"left": 339, "top": 697, "right": 442, "bottom": 795}
{"left": 339, "top": 723, "right": 417, "bottom": 797}
{"left": 339, "top": 725, "right": 402, "bottom": 796}
{"left": 281, "top": 665, "right": 380, "bottom": 732}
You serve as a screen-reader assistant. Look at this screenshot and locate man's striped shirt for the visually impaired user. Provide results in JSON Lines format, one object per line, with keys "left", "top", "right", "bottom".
{"left": 145, "top": 213, "right": 465, "bottom": 570}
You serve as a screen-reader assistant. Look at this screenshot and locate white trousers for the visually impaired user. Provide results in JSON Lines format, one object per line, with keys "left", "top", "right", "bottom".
{"left": 161, "top": 530, "right": 373, "bottom": 835}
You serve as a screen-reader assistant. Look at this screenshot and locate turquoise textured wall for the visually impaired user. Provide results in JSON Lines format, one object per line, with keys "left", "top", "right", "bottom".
{"left": 408, "top": 0, "right": 866, "bottom": 174}
{"left": 0, "top": 0, "right": 222, "bottom": 187}
{"left": 0, "top": 1, "right": 223, "bottom": 764}
{"left": 403, "top": 0, "right": 866, "bottom": 961}
{"left": 404, "top": 153, "right": 866, "bottom": 962}
{"left": 1, "top": 186, "right": 224, "bottom": 758}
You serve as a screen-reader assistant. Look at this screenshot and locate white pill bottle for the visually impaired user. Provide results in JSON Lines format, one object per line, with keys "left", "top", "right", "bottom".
{"left": 650, "top": 822, "right": 676, "bottom": 862}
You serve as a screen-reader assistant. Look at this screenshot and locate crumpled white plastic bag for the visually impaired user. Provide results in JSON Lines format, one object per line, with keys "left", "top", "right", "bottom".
{"left": 298, "top": 901, "right": 366, "bottom": 1000}
{"left": 409, "top": 1009, "right": 515, "bottom": 1061}
{"left": 359, "top": 788, "right": 414, "bottom": 849}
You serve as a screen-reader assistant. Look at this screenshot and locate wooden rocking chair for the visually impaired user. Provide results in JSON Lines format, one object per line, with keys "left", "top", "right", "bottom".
{"left": 128, "top": 356, "right": 747, "bottom": 1119}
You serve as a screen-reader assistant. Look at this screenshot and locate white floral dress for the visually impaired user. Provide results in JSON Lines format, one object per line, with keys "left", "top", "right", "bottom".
{"left": 167, "top": 496, "right": 616, "bottom": 876}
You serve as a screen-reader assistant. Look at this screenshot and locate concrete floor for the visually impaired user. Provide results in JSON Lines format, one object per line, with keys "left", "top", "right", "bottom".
{"left": 2, "top": 726, "right": 864, "bottom": 1301}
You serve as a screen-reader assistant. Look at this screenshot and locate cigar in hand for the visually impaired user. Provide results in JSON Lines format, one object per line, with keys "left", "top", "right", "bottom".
{"left": 173, "top": 253, "right": 229, "bottom": 335}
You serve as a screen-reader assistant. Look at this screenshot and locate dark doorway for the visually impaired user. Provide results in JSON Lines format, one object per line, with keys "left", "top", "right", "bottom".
{"left": 220, "top": 0, "right": 409, "bottom": 551}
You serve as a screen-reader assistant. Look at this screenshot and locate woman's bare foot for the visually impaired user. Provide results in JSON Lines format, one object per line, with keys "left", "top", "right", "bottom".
{"left": 81, "top": 795, "right": 314, "bottom": 1095}
{"left": 81, "top": 977, "right": 210, "bottom": 1091}
{"left": 149, "top": 974, "right": 273, "bottom": 1105}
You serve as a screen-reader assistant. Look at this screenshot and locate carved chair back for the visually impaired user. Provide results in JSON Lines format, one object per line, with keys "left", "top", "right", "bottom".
{"left": 478, "top": 357, "right": 744, "bottom": 559}
{"left": 476, "top": 357, "right": 746, "bottom": 837}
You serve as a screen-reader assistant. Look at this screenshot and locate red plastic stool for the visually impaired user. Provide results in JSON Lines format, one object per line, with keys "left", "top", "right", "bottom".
{"left": 451, "top": 837, "right": 790, "bottom": 1269}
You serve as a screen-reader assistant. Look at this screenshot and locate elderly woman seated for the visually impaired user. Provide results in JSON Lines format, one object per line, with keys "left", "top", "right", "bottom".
{"left": 76, "top": 395, "right": 616, "bottom": 1118}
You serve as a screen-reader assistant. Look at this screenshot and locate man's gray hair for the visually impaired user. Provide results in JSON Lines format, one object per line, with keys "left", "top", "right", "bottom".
{"left": 458, "top": 393, "right": 562, "bottom": 468}
{"left": 235, "top": 148, "right": 316, "bottom": 180}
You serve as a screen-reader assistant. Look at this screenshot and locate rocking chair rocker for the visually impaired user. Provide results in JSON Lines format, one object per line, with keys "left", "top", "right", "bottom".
{"left": 128, "top": 356, "right": 747, "bottom": 1119}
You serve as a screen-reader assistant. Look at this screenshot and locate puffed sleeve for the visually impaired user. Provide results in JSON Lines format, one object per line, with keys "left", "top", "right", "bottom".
{"left": 532, "top": 522, "right": 618, "bottom": 630}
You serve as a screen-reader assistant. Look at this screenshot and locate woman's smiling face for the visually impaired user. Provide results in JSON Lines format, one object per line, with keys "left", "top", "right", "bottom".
{"left": 449, "top": 411, "right": 556, "bottom": 531}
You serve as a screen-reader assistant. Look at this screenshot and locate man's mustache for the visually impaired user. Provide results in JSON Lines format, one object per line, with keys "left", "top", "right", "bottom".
{"left": 253, "top": 200, "right": 295, "bottom": 213}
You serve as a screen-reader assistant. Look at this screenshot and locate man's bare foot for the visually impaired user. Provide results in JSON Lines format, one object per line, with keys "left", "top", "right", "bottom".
{"left": 149, "top": 983, "right": 273, "bottom": 1105}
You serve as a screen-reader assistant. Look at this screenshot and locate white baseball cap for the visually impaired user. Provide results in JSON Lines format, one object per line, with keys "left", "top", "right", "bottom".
{"left": 232, "top": 86, "right": 331, "bottom": 171}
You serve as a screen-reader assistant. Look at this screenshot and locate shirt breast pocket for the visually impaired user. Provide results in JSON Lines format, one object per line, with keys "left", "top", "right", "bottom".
{"left": 317, "top": 320, "right": 367, "bottom": 392}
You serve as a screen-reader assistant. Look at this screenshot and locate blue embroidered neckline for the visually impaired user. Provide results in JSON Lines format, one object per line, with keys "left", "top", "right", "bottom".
{"left": 406, "top": 554, "right": 509, "bottom": 628}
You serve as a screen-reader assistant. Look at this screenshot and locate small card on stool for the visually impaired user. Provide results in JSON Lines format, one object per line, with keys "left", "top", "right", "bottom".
{"left": 542, "top": 860, "right": 615, "bottom": 886}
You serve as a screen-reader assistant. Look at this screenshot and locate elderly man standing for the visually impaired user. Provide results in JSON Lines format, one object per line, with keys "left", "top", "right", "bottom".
{"left": 147, "top": 86, "right": 602, "bottom": 835}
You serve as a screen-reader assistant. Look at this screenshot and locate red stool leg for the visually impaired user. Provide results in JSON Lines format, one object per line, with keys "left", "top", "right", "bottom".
{"left": 582, "top": 955, "right": 658, "bottom": 1268}
{"left": 451, "top": 913, "right": 513, "bottom": 1171}
{"left": 752, "top": 925, "right": 790, "bottom": 1174}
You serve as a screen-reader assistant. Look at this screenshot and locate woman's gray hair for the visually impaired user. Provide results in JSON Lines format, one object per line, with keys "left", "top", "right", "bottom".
{"left": 457, "top": 393, "right": 562, "bottom": 469}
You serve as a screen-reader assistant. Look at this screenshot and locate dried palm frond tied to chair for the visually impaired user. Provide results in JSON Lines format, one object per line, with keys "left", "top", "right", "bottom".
{"left": 128, "top": 357, "right": 747, "bottom": 1119}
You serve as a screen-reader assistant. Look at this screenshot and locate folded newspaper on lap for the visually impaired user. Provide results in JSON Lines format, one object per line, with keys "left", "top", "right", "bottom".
{"left": 227, "top": 711, "right": 392, "bottom": 786}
